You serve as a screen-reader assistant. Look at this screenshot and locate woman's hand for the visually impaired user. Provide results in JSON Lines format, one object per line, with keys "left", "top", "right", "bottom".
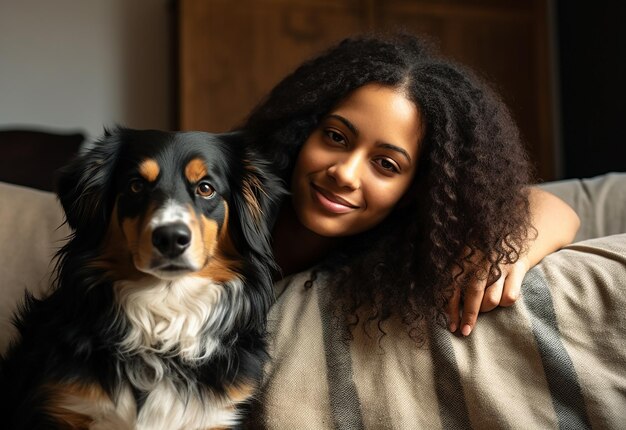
{"left": 446, "top": 187, "right": 580, "bottom": 337}
{"left": 446, "top": 256, "right": 530, "bottom": 336}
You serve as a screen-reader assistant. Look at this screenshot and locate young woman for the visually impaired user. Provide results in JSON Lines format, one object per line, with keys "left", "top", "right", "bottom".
{"left": 242, "top": 33, "right": 579, "bottom": 339}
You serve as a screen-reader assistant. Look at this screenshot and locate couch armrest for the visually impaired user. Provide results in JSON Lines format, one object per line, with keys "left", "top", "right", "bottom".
{"left": 538, "top": 172, "right": 626, "bottom": 242}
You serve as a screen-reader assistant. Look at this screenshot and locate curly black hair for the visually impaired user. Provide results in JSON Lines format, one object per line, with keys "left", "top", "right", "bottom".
{"left": 242, "top": 33, "right": 533, "bottom": 341}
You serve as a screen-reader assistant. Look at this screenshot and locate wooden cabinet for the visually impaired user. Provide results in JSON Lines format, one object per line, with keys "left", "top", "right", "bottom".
{"left": 179, "top": 0, "right": 555, "bottom": 179}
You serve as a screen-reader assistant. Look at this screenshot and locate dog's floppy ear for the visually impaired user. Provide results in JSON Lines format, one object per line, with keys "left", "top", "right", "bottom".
{"left": 232, "top": 151, "right": 285, "bottom": 260}
{"left": 231, "top": 150, "right": 285, "bottom": 327}
{"left": 55, "top": 128, "right": 123, "bottom": 233}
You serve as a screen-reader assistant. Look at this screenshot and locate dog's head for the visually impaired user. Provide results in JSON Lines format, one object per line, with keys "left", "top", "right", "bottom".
{"left": 56, "top": 128, "right": 282, "bottom": 286}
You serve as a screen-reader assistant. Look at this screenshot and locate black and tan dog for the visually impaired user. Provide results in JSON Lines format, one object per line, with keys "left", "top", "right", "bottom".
{"left": 0, "top": 128, "right": 283, "bottom": 429}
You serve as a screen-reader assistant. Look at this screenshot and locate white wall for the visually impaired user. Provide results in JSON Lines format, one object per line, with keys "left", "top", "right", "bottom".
{"left": 0, "top": 0, "right": 173, "bottom": 139}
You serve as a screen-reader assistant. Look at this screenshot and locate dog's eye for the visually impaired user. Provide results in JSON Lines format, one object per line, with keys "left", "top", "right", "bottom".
{"left": 196, "top": 181, "right": 215, "bottom": 199}
{"left": 128, "top": 179, "right": 145, "bottom": 194}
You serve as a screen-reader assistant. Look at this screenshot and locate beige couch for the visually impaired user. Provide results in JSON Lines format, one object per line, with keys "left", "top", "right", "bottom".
{"left": 1, "top": 174, "right": 625, "bottom": 428}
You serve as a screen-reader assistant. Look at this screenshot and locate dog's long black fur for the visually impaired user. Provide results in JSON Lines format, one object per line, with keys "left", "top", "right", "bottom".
{"left": 0, "top": 128, "right": 283, "bottom": 429}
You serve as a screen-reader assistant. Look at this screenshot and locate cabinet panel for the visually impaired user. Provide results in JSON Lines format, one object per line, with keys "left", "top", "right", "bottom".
{"left": 376, "top": 0, "right": 553, "bottom": 179}
{"left": 179, "top": 0, "right": 365, "bottom": 132}
{"left": 179, "top": 0, "right": 554, "bottom": 178}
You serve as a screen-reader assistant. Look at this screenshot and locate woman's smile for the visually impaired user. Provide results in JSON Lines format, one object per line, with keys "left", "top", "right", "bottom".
{"left": 310, "top": 182, "right": 361, "bottom": 214}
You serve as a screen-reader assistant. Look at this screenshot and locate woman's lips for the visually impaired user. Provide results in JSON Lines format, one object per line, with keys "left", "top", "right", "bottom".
{"left": 311, "top": 183, "right": 360, "bottom": 214}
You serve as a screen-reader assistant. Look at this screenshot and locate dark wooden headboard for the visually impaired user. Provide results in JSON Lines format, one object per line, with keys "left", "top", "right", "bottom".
{"left": 0, "top": 129, "right": 84, "bottom": 191}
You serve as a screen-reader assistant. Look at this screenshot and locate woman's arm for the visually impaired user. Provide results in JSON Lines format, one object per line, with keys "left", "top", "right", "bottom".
{"left": 447, "top": 187, "right": 581, "bottom": 336}
{"left": 521, "top": 187, "right": 581, "bottom": 266}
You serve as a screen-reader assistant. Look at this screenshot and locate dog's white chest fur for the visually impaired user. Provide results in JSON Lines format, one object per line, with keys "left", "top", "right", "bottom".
{"left": 114, "top": 275, "right": 243, "bottom": 362}
{"left": 136, "top": 381, "right": 240, "bottom": 429}
{"left": 68, "top": 275, "right": 248, "bottom": 427}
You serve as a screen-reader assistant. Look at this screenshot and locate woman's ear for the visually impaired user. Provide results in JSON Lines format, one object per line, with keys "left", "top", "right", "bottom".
{"left": 55, "top": 130, "right": 122, "bottom": 233}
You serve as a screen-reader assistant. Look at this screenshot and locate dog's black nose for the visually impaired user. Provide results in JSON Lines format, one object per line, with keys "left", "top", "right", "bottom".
{"left": 152, "top": 224, "right": 192, "bottom": 258}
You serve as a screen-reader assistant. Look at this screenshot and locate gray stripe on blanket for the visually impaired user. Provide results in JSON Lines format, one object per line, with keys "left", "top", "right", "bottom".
{"left": 428, "top": 323, "right": 473, "bottom": 430}
{"left": 318, "top": 284, "right": 365, "bottom": 430}
{"left": 523, "top": 269, "right": 592, "bottom": 430}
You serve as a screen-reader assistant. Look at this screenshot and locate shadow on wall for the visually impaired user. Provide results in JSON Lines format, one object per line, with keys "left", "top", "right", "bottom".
{"left": 118, "top": 0, "right": 175, "bottom": 131}
{"left": 557, "top": 1, "right": 626, "bottom": 178}
{"left": 0, "top": 0, "right": 173, "bottom": 137}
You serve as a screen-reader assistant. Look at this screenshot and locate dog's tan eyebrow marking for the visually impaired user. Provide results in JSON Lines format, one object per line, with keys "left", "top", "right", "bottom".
{"left": 185, "top": 158, "right": 208, "bottom": 183}
{"left": 139, "top": 159, "right": 160, "bottom": 182}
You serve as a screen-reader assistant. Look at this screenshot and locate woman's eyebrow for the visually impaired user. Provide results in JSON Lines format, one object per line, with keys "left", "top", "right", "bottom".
{"left": 326, "top": 114, "right": 358, "bottom": 135}
{"left": 326, "top": 113, "right": 412, "bottom": 164}
{"left": 376, "top": 143, "right": 412, "bottom": 164}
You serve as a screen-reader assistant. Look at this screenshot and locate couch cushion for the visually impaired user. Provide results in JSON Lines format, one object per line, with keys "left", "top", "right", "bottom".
{"left": 0, "top": 182, "right": 69, "bottom": 352}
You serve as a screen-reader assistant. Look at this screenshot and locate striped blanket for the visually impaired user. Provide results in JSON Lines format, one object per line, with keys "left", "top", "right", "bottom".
{"left": 251, "top": 233, "right": 626, "bottom": 429}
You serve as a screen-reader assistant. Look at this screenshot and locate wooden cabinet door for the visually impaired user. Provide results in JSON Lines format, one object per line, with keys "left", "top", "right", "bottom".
{"left": 375, "top": 0, "right": 555, "bottom": 179}
{"left": 178, "top": 0, "right": 555, "bottom": 179}
{"left": 179, "top": 0, "right": 365, "bottom": 131}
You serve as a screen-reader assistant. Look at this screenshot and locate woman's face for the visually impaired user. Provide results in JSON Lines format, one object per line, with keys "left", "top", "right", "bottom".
{"left": 291, "top": 84, "right": 423, "bottom": 237}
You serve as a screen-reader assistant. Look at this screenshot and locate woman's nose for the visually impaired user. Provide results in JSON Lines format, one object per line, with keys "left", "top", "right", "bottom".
{"left": 326, "top": 154, "right": 363, "bottom": 190}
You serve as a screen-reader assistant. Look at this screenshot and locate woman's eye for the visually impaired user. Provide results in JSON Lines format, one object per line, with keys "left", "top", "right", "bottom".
{"left": 374, "top": 158, "right": 400, "bottom": 174}
{"left": 196, "top": 181, "right": 216, "bottom": 199}
{"left": 325, "top": 130, "right": 347, "bottom": 146}
{"left": 128, "top": 179, "right": 145, "bottom": 194}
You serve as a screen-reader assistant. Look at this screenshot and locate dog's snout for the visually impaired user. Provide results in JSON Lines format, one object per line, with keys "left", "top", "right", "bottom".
{"left": 152, "top": 224, "right": 192, "bottom": 258}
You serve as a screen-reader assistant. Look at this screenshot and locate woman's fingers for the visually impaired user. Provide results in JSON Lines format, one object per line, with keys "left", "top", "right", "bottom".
{"left": 480, "top": 273, "right": 505, "bottom": 312}
{"left": 460, "top": 277, "right": 486, "bottom": 336}
{"left": 447, "top": 256, "right": 529, "bottom": 337}
{"left": 446, "top": 286, "right": 462, "bottom": 333}
{"left": 500, "top": 260, "right": 528, "bottom": 306}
